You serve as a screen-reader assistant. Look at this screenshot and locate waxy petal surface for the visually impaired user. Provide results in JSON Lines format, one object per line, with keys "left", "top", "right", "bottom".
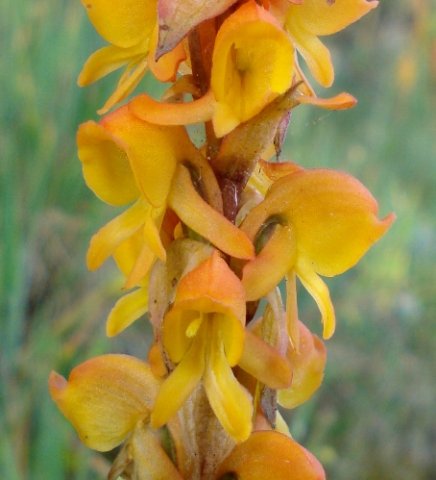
{"left": 81, "top": 0, "right": 156, "bottom": 48}
{"left": 217, "top": 430, "right": 325, "bottom": 479}
{"left": 49, "top": 355, "right": 159, "bottom": 451}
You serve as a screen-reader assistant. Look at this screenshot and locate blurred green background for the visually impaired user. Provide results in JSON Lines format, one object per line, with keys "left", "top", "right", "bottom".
{"left": 1, "top": 0, "right": 435, "bottom": 478}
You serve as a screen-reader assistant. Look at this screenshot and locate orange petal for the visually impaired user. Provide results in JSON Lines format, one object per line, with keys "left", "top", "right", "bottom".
{"left": 100, "top": 105, "right": 192, "bottom": 207}
{"left": 86, "top": 200, "right": 147, "bottom": 271}
{"left": 217, "top": 430, "right": 326, "bottom": 480}
{"left": 49, "top": 355, "right": 159, "bottom": 451}
{"left": 129, "top": 90, "right": 215, "bottom": 126}
{"left": 278, "top": 322, "right": 326, "bottom": 409}
{"left": 238, "top": 329, "right": 292, "bottom": 389}
{"left": 106, "top": 286, "right": 149, "bottom": 337}
{"left": 81, "top": 0, "right": 155, "bottom": 48}
{"left": 242, "top": 223, "right": 296, "bottom": 301}
{"left": 169, "top": 165, "right": 254, "bottom": 260}
{"left": 77, "top": 121, "right": 139, "bottom": 206}
{"left": 298, "top": 91, "right": 357, "bottom": 110}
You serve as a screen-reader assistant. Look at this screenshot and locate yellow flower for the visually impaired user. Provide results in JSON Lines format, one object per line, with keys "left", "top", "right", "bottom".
{"left": 130, "top": 0, "right": 294, "bottom": 137}
{"left": 283, "top": 0, "right": 379, "bottom": 87}
{"left": 241, "top": 166, "right": 395, "bottom": 342}
{"left": 151, "top": 252, "right": 253, "bottom": 442}
{"left": 216, "top": 430, "right": 325, "bottom": 480}
{"left": 77, "top": 105, "right": 253, "bottom": 335}
{"left": 78, "top": 0, "right": 185, "bottom": 114}
{"left": 49, "top": 355, "right": 183, "bottom": 478}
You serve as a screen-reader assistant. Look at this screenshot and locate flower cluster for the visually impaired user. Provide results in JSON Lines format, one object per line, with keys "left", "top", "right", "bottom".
{"left": 49, "top": 1, "right": 393, "bottom": 478}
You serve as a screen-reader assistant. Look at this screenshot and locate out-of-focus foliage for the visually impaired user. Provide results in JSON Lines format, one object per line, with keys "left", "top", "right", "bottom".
{"left": 0, "top": 0, "right": 434, "bottom": 478}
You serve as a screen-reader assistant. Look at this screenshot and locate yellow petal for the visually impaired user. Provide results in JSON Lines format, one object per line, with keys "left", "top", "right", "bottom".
{"left": 142, "top": 207, "right": 166, "bottom": 261}
{"left": 203, "top": 323, "right": 252, "bottom": 442}
{"left": 86, "top": 200, "right": 147, "bottom": 270}
{"left": 78, "top": 43, "right": 147, "bottom": 87}
{"left": 169, "top": 165, "right": 254, "bottom": 260}
{"left": 151, "top": 330, "right": 206, "bottom": 428}
{"left": 123, "top": 243, "right": 156, "bottom": 289}
{"left": 238, "top": 329, "right": 292, "bottom": 389}
{"left": 242, "top": 223, "right": 296, "bottom": 301}
{"left": 81, "top": 0, "right": 156, "bottom": 48}
{"left": 77, "top": 121, "right": 139, "bottom": 206}
{"left": 287, "top": 23, "right": 334, "bottom": 87}
{"left": 100, "top": 105, "right": 192, "bottom": 207}
{"left": 49, "top": 355, "right": 159, "bottom": 451}
{"left": 278, "top": 322, "right": 326, "bottom": 409}
{"left": 298, "top": 91, "right": 357, "bottom": 110}
{"left": 112, "top": 228, "right": 148, "bottom": 277}
{"left": 97, "top": 56, "right": 149, "bottom": 115}
{"left": 106, "top": 286, "right": 148, "bottom": 337}
{"left": 287, "top": 0, "right": 379, "bottom": 37}
{"left": 216, "top": 431, "right": 326, "bottom": 480}
{"left": 296, "top": 260, "right": 336, "bottom": 339}
{"left": 211, "top": 0, "right": 294, "bottom": 135}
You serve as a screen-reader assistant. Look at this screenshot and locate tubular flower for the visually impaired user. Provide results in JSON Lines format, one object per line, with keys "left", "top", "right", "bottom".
{"left": 281, "top": 0, "right": 379, "bottom": 87}
{"left": 130, "top": 0, "right": 294, "bottom": 138}
{"left": 78, "top": 104, "right": 253, "bottom": 335}
{"left": 78, "top": 0, "right": 186, "bottom": 114}
{"left": 241, "top": 167, "right": 395, "bottom": 341}
{"left": 151, "top": 251, "right": 253, "bottom": 442}
{"left": 216, "top": 430, "right": 325, "bottom": 480}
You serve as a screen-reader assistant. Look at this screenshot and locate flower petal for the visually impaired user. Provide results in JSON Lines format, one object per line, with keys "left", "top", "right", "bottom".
{"left": 297, "top": 91, "right": 357, "bottom": 110}
{"left": 203, "top": 323, "right": 253, "bottom": 442}
{"left": 211, "top": 0, "right": 294, "bottom": 135}
{"left": 169, "top": 165, "right": 254, "bottom": 260}
{"left": 106, "top": 286, "right": 149, "bottom": 337}
{"left": 49, "top": 355, "right": 159, "bottom": 452}
{"left": 77, "top": 121, "right": 139, "bottom": 206}
{"left": 238, "top": 329, "right": 292, "bottom": 389}
{"left": 78, "top": 44, "right": 146, "bottom": 87}
{"left": 296, "top": 260, "right": 336, "bottom": 339}
{"left": 242, "top": 223, "right": 296, "bottom": 301}
{"left": 87, "top": 200, "right": 147, "bottom": 270}
{"left": 278, "top": 322, "right": 326, "bottom": 409}
{"left": 151, "top": 330, "right": 205, "bottom": 428}
{"left": 217, "top": 430, "right": 325, "bottom": 480}
{"left": 81, "top": 0, "right": 156, "bottom": 48}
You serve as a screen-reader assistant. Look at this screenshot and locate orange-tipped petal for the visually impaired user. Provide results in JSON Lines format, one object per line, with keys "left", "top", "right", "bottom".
{"left": 86, "top": 200, "right": 147, "bottom": 271}
{"left": 211, "top": 1, "right": 294, "bottom": 136}
{"left": 106, "top": 287, "right": 148, "bottom": 337}
{"left": 151, "top": 330, "right": 206, "bottom": 428}
{"left": 77, "top": 121, "right": 139, "bottom": 206}
{"left": 278, "top": 322, "right": 326, "bottom": 409}
{"left": 49, "top": 355, "right": 159, "bottom": 451}
{"left": 169, "top": 166, "right": 254, "bottom": 260}
{"left": 204, "top": 323, "right": 253, "bottom": 442}
{"left": 217, "top": 430, "right": 326, "bottom": 480}
{"left": 296, "top": 261, "right": 336, "bottom": 339}
{"left": 81, "top": 0, "right": 155, "bottom": 49}
{"left": 238, "top": 329, "right": 292, "bottom": 389}
{"left": 129, "top": 90, "right": 215, "bottom": 126}
{"left": 242, "top": 224, "right": 296, "bottom": 301}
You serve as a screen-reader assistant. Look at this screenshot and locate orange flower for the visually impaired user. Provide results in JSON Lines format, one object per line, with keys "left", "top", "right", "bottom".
{"left": 216, "top": 430, "right": 325, "bottom": 479}
{"left": 241, "top": 166, "right": 395, "bottom": 342}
